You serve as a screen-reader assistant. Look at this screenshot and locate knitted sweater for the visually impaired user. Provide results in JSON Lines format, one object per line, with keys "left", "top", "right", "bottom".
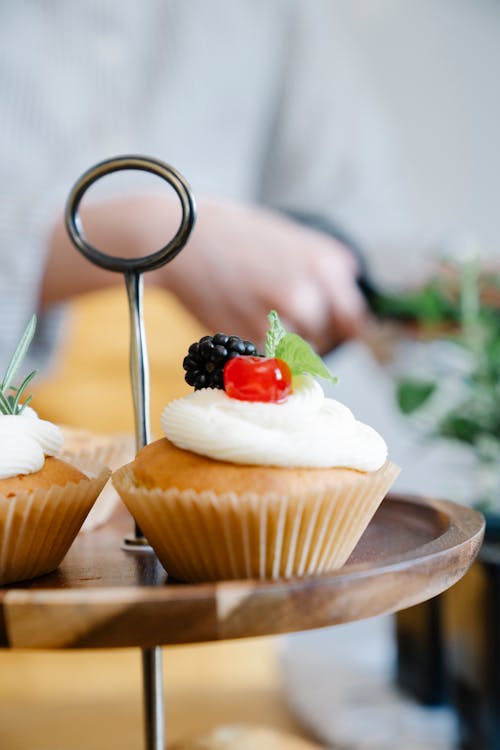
{"left": 0, "top": 0, "right": 401, "bottom": 365}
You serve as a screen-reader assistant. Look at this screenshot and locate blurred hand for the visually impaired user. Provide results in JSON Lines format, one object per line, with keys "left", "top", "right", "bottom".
{"left": 164, "top": 198, "right": 367, "bottom": 353}
{"left": 43, "top": 194, "right": 367, "bottom": 354}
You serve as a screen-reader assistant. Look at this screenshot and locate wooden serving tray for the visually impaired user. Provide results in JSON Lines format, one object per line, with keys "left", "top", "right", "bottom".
{"left": 0, "top": 494, "right": 483, "bottom": 650}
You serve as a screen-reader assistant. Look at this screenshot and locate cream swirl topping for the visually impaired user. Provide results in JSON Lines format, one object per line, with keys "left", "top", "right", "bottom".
{"left": 0, "top": 408, "right": 64, "bottom": 479}
{"left": 161, "top": 375, "right": 387, "bottom": 471}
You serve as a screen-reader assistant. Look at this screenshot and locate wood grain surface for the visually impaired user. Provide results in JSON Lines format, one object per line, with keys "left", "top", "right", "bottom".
{"left": 168, "top": 724, "right": 324, "bottom": 749}
{"left": 0, "top": 494, "right": 484, "bottom": 650}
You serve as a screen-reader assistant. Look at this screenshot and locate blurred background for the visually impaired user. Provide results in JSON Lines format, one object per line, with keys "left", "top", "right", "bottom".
{"left": 333, "top": 0, "right": 500, "bottom": 275}
{"left": 0, "top": 1, "right": 499, "bottom": 748}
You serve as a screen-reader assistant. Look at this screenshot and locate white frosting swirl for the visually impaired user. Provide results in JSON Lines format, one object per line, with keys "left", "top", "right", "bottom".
{"left": 0, "top": 408, "right": 64, "bottom": 479}
{"left": 161, "top": 375, "right": 387, "bottom": 471}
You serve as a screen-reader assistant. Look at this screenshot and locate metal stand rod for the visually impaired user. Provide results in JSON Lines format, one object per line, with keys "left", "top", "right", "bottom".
{"left": 143, "top": 647, "right": 165, "bottom": 750}
{"left": 65, "top": 155, "right": 197, "bottom": 750}
{"left": 125, "top": 271, "right": 165, "bottom": 749}
{"left": 125, "top": 271, "right": 150, "bottom": 541}
{"left": 125, "top": 271, "right": 151, "bottom": 453}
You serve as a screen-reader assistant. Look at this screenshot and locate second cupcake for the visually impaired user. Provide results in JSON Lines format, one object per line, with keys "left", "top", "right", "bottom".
{"left": 0, "top": 317, "right": 110, "bottom": 585}
{"left": 113, "top": 312, "right": 399, "bottom": 581}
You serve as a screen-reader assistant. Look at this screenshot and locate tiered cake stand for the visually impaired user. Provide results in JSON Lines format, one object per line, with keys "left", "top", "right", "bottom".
{"left": 0, "top": 495, "right": 484, "bottom": 740}
{"left": 0, "top": 157, "right": 484, "bottom": 749}
{"left": 0, "top": 494, "right": 483, "bottom": 651}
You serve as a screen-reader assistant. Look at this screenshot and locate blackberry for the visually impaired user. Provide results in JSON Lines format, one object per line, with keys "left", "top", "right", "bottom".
{"left": 183, "top": 333, "right": 257, "bottom": 390}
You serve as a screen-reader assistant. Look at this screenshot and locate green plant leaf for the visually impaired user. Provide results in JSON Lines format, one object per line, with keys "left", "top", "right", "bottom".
{"left": 396, "top": 378, "right": 436, "bottom": 415}
{"left": 17, "top": 394, "right": 32, "bottom": 414}
{"left": 0, "top": 390, "right": 12, "bottom": 415}
{"left": 265, "top": 310, "right": 287, "bottom": 357}
{"left": 275, "top": 332, "right": 338, "bottom": 383}
{"left": 0, "top": 315, "right": 38, "bottom": 415}
{"left": 438, "top": 413, "right": 479, "bottom": 445}
{"left": 368, "top": 275, "right": 465, "bottom": 327}
{"left": 2, "top": 315, "right": 37, "bottom": 393}
{"left": 11, "top": 370, "right": 38, "bottom": 413}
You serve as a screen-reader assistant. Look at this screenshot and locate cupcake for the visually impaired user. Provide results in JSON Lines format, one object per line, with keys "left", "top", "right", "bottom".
{"left": 0, "top": 317, "right": 110, "bottom": 585}
{"left": 113, "top": 312, "right": 399, "bottom": 581}
{"left": 59, "top": 426, "right": 134, "bottom": 532}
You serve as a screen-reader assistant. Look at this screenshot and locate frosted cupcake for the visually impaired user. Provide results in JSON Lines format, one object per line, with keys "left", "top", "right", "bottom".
{"left": 0, "top": 317, "right": 109, "bottom": 585}
{"left": 59, "top": 426, "right": 134, "bottom": 532}
{"left": 113, "top": 312, "right": 399, "bottom": 581}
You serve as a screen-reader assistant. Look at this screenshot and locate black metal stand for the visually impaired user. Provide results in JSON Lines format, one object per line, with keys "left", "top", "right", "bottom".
{"left": 65, "top": 155, "right": 196, "bottom": 749}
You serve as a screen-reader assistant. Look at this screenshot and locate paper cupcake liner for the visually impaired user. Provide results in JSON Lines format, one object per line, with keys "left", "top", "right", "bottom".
{"left": 0, "top": 458, "right": 110, "bottom": 586}
{"left": 113, "top": 462, "right": 400, "bottom": 582}
{"left": 59, "top": 427, "right": 134, "bottom": 532}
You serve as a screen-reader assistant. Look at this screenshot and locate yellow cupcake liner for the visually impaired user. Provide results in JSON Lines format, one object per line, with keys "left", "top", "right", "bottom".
{"left": 59, "top": 427, "right": 134, "bottom": 532}
{"left": 113, "top": 461, "right": 400, "bottom": 582}
{"left": 0, "top": 458, "right": 110, "bottom": 586}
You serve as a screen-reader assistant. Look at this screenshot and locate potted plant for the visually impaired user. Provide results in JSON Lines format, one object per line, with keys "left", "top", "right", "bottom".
{"left": 371, "top": 258, "right": 500, "bottom": 749}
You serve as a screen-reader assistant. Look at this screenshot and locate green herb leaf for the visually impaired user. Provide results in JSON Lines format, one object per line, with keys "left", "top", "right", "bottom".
{"left": 11, "top": 370, "right": 38, "bottom": 413}
{"left": 2, "top": 315, "right": 36, "bottom": 393}
{"left": 0, "top": 390, "right": 12, "bottom": 415}
{"left": 17, "top": 394, "right": 33, "bottom": 414}
{"left": 396, "top": 378, "right": 436, "bottom": 415}
{"left": 275, "top": 332, "right": 338, "bottom": 383}
{"left": 0, "top": 315, "right": 38, "bottom": 415}
{"left": 265, "top": 310, "right": 287, "bottom": 357}
{"left": 264, "top": 310, "right": 338, "bottom": 383}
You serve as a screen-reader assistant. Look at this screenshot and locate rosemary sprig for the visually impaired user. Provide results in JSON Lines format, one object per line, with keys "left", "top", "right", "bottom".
{"left": 0, "top": 316, "right": 38, "bottom": 415}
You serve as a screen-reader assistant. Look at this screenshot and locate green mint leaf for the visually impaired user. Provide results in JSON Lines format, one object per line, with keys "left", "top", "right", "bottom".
{"left": 275, "top": 333, "right": 338, "bottom": 383}
{"left": 265, "top": 310, "right": 287, "bottom": 357}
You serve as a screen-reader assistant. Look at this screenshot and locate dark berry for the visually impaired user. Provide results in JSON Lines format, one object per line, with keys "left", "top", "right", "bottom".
{"left": 213, "top": 333, "right": 229, "bottom": 346}
{"left": 182, "top": 355, "right": 198, "bottom": 371}
{"left": 212, "top": 369, "right": 224, "bottom": 389}
{"left": 199, "top": 339, "right": 214, "bottom": 358}
{"left": 243, "top": 341, "right": 257, "bottom": 355}
{"left": 185, "top": 369, "right": 199, "bottom": 387}
{"left": 226, "top": 336, "right": 245, "bottom": 354}
{"left": 183, "top": 332, "right": 259, "bottom": 390}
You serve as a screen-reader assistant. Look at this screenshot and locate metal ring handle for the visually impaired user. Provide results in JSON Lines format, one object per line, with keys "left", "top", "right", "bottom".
{"left": 65, "top": 154, "right": 196, "bottom": 273}
{"left": 65, "top": 155, "right": 194, "bottom": 750}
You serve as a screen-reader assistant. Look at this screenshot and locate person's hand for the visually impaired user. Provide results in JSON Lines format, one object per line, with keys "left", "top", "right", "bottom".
{"left": 163, "top": 198, "right": 367, "bottom": 353}
{"left": 43, "top": 194, "right": 367, "bottom": 354}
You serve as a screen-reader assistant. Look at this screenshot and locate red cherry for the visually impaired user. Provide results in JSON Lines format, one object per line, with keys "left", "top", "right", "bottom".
{"left": 223, "top": 356, "right": 292, "bottom": 403}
